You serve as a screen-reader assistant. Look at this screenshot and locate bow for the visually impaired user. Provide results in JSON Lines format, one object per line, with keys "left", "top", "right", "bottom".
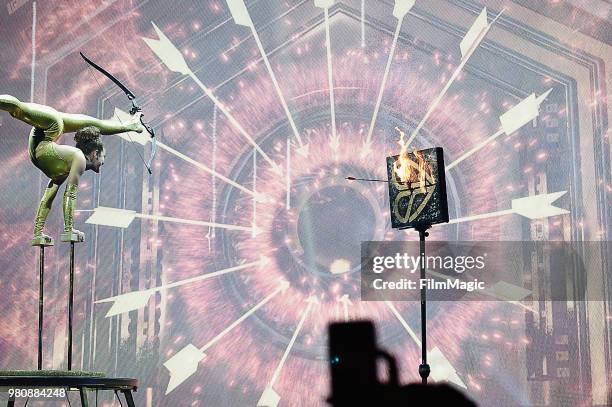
{"left": 80, "top": 52, "right": 156, "bottom": 174}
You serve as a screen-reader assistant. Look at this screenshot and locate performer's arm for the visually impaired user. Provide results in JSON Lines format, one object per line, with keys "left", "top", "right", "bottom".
{"left": 62, "top": 112, "right": 143, "bottom": 135}
{"left": 32, "top": 181, "right": 60, "bottom": 243}
{"left": 61, "top": 154, "right": 87, "bottom": 239}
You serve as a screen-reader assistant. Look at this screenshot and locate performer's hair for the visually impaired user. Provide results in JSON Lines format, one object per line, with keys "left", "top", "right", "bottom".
{"left": 74, "top": 126, "right": 103, "bottom": 155}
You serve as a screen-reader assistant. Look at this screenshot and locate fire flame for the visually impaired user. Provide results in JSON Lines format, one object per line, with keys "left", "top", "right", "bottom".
{"left": 393, "top": 127, "right": 432, "bottom": 192}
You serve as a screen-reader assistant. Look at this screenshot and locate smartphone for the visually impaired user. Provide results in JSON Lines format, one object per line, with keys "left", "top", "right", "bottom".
{"left": 328, "top": 321, "right": 379, "bottom": 402}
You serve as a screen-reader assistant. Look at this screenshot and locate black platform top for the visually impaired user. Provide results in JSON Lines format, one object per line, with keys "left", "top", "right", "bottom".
{"left": 0, "top": 372, "right": 137, "bottom": 390}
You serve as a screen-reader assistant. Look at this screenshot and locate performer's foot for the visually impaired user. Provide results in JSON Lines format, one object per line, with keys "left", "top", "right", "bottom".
{"left": 60, "top": 229, "right": 85, "bottom": 243}
{"left": 31, "top": 234, "right": 54, "bottom": 247}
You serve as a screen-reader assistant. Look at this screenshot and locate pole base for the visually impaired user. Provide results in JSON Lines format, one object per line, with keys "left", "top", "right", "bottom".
{"left": 419, "top": 363, "right": 430, "bottom": 383}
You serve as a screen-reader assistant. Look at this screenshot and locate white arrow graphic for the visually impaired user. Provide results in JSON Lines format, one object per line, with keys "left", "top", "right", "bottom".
{"left": 446, "top": 89, "right": 553, "bottom": 170}
{"left": 406, "top": 8, "right": 504, "bottom": 146}
{"left": 337, "top": 294, "right": 352, "bottom": 321}
{"left": 206, "top": 105, "right": 219, "bottom": 249}
{"left": 361, "top": 0, "right": 416, "bottom": 157}
{"left": 142, "top": 22, "right": 282, "bottom": 175}
{"left": 158, "top": 140, "right": 269, "bottom": 203}
{"left": 226, "top": 0, "right": 309, "bottom": 157}
{"left": 164, "top": 280, "right": 290, "bottom": 394}
{"left": 385, "top": 301, "right": 466, "bottom": 388}
{"left": 96, "top": 257, "right": 270, "bottom": 317}
{"left": 113, "top": 108, "right": 268, "bottom": 202}
{"left": 446, "top": 191, "right": 569, "bottom": 224}
{"left": 313, "top": 0, "right": 339, "bottom": 152}
{"left": 84, "top": 206, "right": 262, "bottom": 235}
{"left": 257, "top": 296, "right": 319, "bottom": 407}
{"left": 424, "top": 269, "right": 534, "bottom": 312}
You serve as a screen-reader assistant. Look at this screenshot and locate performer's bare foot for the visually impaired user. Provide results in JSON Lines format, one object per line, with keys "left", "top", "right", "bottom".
{"left": 61, "top": 229, "right": 85, "bottom": 243}
{"left": 31, "top": 234, "right": 54, "bottom": 247}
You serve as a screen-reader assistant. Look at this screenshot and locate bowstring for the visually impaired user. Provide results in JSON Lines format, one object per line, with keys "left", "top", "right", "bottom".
{"left": 83, "top": 62, "right": 150, "bottom": 172}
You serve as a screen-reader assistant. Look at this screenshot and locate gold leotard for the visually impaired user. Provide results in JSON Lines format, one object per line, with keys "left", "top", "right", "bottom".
{"left": 26, "top": 109, "right": 70, "bottom": 182}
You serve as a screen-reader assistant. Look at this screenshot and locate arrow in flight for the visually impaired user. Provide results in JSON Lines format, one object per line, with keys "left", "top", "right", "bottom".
{"left": 226, "top": 0, "right": 309, "bottom": 156}
{"left": 142, "top": 22, "right": 282, "bottom": 175}
{"left": 361, "top": 0, "right": 416, "bottom": 157}
{"left": 446, "top": 89, "right": 553, "bottom": 170}
{"left": 337, "top": 294, "right": 352, "bottom": 321}
{"left": 313, "top": 1, "right": 340, "bottom": 152}
{"left": 84, "top": 206, "right": 262, "bottom": 235}
{"left": 385, "top": 301, "right": 466, "bottom": 388}
{"left": 257, "top": 296, "right": 319, "bottom": 407}
{"left": 446, "top": 191, "right": 569, "bottom": 224}
{"left": 163, "top": 280, "right": 290, "bottom": 394}
{"left": 406, "top": 8, "right": 504, "bottom": 146}
{"left": 96, "top": 257, "right": 270, "bottom": 317}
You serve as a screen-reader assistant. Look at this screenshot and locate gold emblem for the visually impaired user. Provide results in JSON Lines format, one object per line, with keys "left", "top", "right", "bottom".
{"left": 392, "top": 168, "right": 436, "bottom": 223}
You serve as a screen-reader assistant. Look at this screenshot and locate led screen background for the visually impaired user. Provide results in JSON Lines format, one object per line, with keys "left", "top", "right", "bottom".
{"left": 0, "top": 0, "right": 610, "bottom": 406}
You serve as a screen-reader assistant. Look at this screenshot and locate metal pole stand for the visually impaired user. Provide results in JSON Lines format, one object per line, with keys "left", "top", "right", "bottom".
{"left": 31, "top": 237, "right": 54, "bottom": 370}
{"left": 415, "top": 223, "right": 431, "bottom": 384}
{"left": 61, "top": 231, "right": 84, "bottom": 371}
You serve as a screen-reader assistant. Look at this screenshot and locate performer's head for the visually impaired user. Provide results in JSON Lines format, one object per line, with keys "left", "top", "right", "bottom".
{"left": 75, "top": 126, "right": 105, "bottom": 173}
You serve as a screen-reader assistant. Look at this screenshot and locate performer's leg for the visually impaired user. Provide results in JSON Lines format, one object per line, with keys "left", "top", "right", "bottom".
{"left": 62, "top": 112, "right": 137, "bottom": 135}
{"left": 0, "top": 94, "right": 20, "bottom": 113}
{"left": 31, "top": 181, "right": 59, "bottom": 246}
{"left": 7, "top": 99, "right": 62, "bottom": 131}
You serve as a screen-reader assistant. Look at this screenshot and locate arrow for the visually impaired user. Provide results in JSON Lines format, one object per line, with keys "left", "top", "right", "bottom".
{"left": 446, "top": 191, "right": 569, "bottom": 224}
{"left": 155, "top": 141, "right": 268, "bottom": 202}
{"left": 252, "top": 148, "right": 258, "bottom": 238}
{"left": 406, "top": 8, "right": 503, "bottom": 146}
{"left": 361, "top": 0, "right": 416, "bottom": 157}
{"left": 314, "top": 1, "right": 339, "bottom": 152}
{"left": 385, "top": 301, "right": 466, "bottom": 388}
{"left": 500, "top": 89, "right": 553, "bottom": 135}
{"left": 360, "top": 0, "right": 366, "bottom": 47}
{"left": 114, "top": 108, "right": 268, "bottom": 202}
{"left": 446, "top": 89, "right": 553, "bottom": 171}
{"left": 96, "top": 257, "right": 270, "bottom": 317}
{"left": 257, "top": 296, "right": 319, "bottom": 407}
{"left": 226, "top": 0, "right": 309, "bottom": 156}
{"left": 84, "top": 206, "right": 262, "bottom": 235}
{"left": 337, "top": 294, "right": 352, "bottom": 321}
{"left": 142, "top": 22, "right": 282, "bottom": 175}
{"left": 286, "top": 138, "right": 291, "bottom": 209}
{"left": 424, "top": 269, "right": 534, "bottom": 313}
{"left": 164, "top": 280, "right": 290, "bottom": 394}
{"left": 206, "top": 104, "right": 219, "bottom": 249}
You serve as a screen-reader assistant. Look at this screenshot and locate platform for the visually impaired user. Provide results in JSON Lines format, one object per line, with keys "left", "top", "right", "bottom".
{"left": 0, "top": 371, "right": 137, "bottom": 407}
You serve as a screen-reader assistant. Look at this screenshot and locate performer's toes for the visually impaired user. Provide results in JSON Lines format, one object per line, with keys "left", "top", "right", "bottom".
{"left": 31, "top": 234, "right": 55, "bottom": 247}
{"left": 60, "top": 229, "right": 85, "bottom": 243}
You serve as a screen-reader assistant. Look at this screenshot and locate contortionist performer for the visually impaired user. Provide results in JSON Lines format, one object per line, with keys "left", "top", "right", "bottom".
{"left": 0, "top": 94, "right": 144, "bottom": 245}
